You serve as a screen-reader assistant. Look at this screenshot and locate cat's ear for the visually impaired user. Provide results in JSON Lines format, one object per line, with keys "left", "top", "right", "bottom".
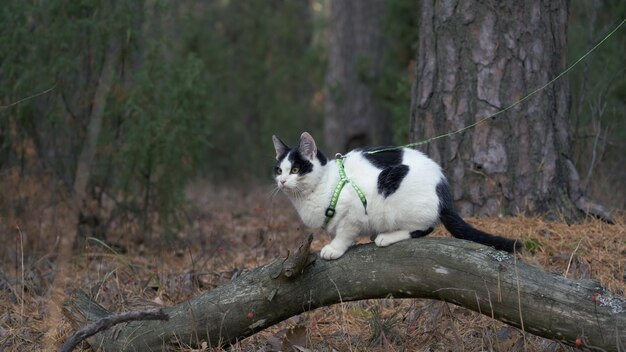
{"left": 299, "top": 132, "right": 317, "bottom": 160}
{"left": 272, "top": 135, "right": 289, "bottom": 160}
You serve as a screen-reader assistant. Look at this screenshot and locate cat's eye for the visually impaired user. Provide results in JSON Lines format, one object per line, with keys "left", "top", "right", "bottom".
{"left": 290, "top": 167, "right": 299, "bottom": 174}
{"left": 275, "top": 167, "right": 282, "bottom": 175}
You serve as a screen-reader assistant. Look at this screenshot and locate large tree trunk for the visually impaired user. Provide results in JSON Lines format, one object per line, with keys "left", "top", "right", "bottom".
{"left": 324, "top": 0, "right": 392, "bottom": 153}
{"left": 63, "top": 236, "right": 626, "bottom": 352}
{"left": 409, "top": 0, "right": 611, "bottom": 221}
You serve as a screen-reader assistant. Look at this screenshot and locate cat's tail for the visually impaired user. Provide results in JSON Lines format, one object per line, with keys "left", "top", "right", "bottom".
{"left": 436, "top": 181, "right": 522, "bottom": 253}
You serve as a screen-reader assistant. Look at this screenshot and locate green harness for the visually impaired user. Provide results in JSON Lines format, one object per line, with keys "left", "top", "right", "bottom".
{"left": 323, "top": 154, "right": 367, "bottom": 228}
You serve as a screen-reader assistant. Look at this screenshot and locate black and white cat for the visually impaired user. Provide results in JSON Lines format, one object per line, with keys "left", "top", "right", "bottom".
{"left": 272, "top": 132, "right": 521, "bottom": 260}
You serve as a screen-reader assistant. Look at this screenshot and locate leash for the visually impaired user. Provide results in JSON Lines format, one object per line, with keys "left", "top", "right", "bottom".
{"left": 368, "top": 17, "right": 626, "bottom": 155}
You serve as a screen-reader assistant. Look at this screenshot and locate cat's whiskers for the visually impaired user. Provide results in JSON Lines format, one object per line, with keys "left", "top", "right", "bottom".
{"left": 294, "top": 185, "right": 307, "bottom": 199}
{"left": 268, "top": 186, "right": 281, "bottom": 201}
{"left": 279, "top": 184, "right": 307, "bottom": 205}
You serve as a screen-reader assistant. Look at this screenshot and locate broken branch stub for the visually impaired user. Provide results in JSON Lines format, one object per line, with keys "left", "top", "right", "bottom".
{"left": 279, "top": 233, "right": 316, "bottom": 279}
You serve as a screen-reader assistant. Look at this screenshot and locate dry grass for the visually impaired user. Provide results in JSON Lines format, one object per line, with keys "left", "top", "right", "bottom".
{"left": 0, "top": 178, "right": 624, "bottom": 351}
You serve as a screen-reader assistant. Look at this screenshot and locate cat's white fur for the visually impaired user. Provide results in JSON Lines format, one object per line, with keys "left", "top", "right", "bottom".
{"left": 274, "top": 132, "right": 445, "bottom": 260}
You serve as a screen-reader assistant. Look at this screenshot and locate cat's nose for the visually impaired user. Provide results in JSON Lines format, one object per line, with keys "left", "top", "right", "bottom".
{"left": 280, "top": 179, "right": 286, "bottom": 185}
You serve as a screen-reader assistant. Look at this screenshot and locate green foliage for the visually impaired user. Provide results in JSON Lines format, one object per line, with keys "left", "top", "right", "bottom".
{"left": 569, "top": 0, "right": 626, "bottom": 141}
{"left": 113, "top": 49, "right": 212, "bottom": 231}
{"left": 524, "top": 238, "right": 544, "bottom": 255}
{"left": 367, "top": 304, "right": 403, "bottom": 347}
{"left": 1, "top": 0, "right": 140, "bottom": 178}
{"left": 0, "top": 0, "right": 213, "bottom": 234}
{"left": 1, "top": 0, "right": 324, "bottom": 236}
{"left": 182, "top": 0, "right": 324, "bottom": 178}
{"left": 568, "top": 0, "right": 626, "bottom": 208}
{"left": 372, "top": 0, "right": 420, "bottom": 144}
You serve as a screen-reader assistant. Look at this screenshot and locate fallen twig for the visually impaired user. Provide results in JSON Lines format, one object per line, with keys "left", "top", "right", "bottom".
{"left": 59, "top": 306, "right": 169, "bottom": 352}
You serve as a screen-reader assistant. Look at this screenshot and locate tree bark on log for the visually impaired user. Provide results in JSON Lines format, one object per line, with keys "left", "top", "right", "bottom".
{"left": 64, "top": 236, "right": 625, "bottom": 351}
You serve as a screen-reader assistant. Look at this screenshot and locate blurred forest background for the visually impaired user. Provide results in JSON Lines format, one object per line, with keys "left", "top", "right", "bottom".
{"left": 1, "top": 0, "right": 624, "bottom": 241}
{"left": 0, "top": 1, "right": 625, "bottom": 350}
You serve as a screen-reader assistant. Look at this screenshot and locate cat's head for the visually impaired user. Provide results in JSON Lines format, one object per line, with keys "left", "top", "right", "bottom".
{"left": 272, "top": 132, "right": 328, "bottom": 194}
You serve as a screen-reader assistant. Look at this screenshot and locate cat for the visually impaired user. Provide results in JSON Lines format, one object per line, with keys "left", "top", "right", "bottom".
{"left": 272, "top": 132, "right": 521, "bottom": 260}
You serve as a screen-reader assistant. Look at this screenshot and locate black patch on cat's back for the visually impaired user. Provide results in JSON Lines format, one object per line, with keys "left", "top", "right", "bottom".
{"left": 377, "top": 164, "right": 409, "bottom": 197}
{"left": 360, "top": 147, "right": 404, "bottom": 169}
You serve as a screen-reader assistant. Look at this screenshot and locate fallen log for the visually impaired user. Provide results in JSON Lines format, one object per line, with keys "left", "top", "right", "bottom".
{"left": 63, "top": 235, "right": 625, "bottom": 351}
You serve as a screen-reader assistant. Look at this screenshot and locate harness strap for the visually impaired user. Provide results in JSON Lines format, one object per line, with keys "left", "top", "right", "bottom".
{"left": 323, "top": 154, "right": 367, "bottom": 228}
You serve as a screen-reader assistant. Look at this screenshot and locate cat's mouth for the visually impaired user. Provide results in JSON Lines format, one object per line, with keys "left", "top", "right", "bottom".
{"left": 278, "top": 182, "right": 301, "bottom": 194}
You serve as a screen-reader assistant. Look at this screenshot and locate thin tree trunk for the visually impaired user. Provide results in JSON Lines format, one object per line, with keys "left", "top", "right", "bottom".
{"left": 44, "top": 43, "right": 117, "bottom": 347}
{"left": 409, "top": 0, "right": 612, "bottom": 222}
{"left": 324, "top": 0, "right": 392, "bottom": 153}
{"left": 63, "top": 236, "right": 625, "bottom": 351}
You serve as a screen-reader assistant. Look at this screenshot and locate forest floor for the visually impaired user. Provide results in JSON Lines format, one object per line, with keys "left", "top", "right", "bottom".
{"left": 0, "top": 180, "right": 625, "bottom": 351}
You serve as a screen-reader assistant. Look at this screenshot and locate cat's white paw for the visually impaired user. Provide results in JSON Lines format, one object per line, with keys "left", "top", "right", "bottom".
{"left": 375, "top": 231, "right": 411, "bottom": 247}
{"left": 374, "top": 235, "right": 393, "bottom": 247}
{"left": 320, "top": 244, "right": 346, "bottom": 260}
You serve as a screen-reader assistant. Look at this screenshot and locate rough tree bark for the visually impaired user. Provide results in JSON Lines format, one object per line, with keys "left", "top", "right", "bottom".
{"left": 64, "top": 236, "right": 625, "bottom": 352}
{"left": 324, "top": 0, "right": 392, "bottom": 153}
{"left": 409, "top": 0, "right": 612, "bottom": 221}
